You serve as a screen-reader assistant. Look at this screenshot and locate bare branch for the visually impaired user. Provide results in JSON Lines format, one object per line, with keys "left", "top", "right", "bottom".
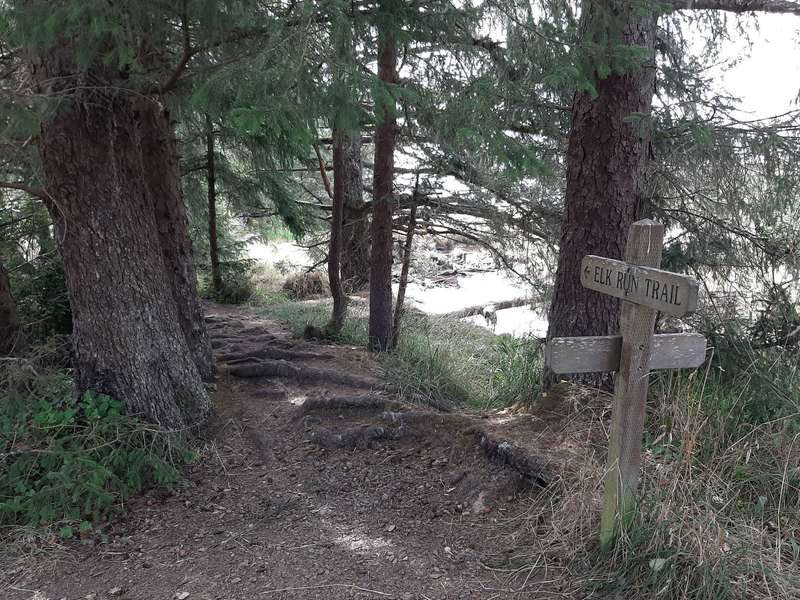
{"left": 312, "top": 144, "right": 333, "bottom": 200}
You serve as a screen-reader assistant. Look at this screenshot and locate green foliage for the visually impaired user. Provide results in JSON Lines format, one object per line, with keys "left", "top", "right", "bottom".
{"left": 491, "top": 336, "right": 543, "bottom": 407}
{"left": 0, "top": 366, "right": 189, "bottom": 533}
{"left": 10, "top": 255, "right": 72, "bottom": 340}
{"left": 1, "top": 194, "right": 71, "bottom": 340}
{"left": 258, "top": 296, "right": 543, "bottom": 410}
{"left": 197, "top": 258, "right": 257, "bottom": 305}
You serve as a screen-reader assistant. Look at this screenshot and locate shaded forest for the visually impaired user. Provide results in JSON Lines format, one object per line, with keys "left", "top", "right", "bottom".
{"left": 1, "top": 1, "right": 799, "bottom": 598}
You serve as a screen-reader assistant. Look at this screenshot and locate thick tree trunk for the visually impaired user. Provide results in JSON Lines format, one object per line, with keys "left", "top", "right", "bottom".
{"left": 339, "top": 131, "right": 368, "bottom": 292}
{"left": 205, "top": 113, "right": 223, "bottom": 297}
{"left": 139, "top": 101, "right": 214, "bottom": 383}
{"left": 545, "top": 1, "right": 657, "bottom": 388}
{"left": 368, "top": 4, "right": 399, "bottom": 352}
{"left": 33, "top": 51, "right": 210, "bottom": 429}
{"left": 0, "top": 259, "right": 20, "bottom": 355}
{"left": 327, "top": 128, "right": 349, "bottom": 334}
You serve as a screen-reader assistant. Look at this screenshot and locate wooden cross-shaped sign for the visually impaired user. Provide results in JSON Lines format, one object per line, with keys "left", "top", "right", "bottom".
{"left": 545, "top": 219, "right": 707, "bottom": 549}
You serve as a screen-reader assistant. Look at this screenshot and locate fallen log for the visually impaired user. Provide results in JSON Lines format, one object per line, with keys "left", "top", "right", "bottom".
{"left": 443, "top": 296, "right": 531, "bottom": 320}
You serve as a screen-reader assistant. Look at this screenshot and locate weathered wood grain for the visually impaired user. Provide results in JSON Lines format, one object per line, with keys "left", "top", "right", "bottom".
{"left": 545, "top": 333, "right": 706, "bottom": 374}
{"left": 599, "top": 219, "right": 663, "bottom": 550}
{"left": 580, "top": 255, "right": 699, "bottom": 316}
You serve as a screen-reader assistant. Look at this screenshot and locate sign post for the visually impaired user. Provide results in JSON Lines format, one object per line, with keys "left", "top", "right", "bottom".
{"left": 545, "top": 219, "right": 705, "bottom": 549}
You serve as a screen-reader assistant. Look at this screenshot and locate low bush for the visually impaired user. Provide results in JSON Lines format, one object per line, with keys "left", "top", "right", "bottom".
{"left": 198, "top": 259, "right": 257, "bottom": 304}
{"left": 281, "top": 271, "right": 328, "bottom": 300}
{"left": 0, "top": 360, "right": 190, "bottom": 537}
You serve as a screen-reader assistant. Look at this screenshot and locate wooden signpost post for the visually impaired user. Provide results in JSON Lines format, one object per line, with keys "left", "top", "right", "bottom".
{"left": 545, "top": 219, "right": 706, "bottom": 549}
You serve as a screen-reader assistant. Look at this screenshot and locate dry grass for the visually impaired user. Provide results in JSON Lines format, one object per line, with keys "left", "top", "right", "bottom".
{"left": 281, "top": 271, "right": 328, "bottom": 300}
{"left": 489, "top": 370, "right": 800, "bottom": 599}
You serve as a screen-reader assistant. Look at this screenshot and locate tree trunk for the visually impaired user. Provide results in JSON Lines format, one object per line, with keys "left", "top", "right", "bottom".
{"left": 340, "top": 131, "right": 368, "bottom": 292}
{"left": 545, "top": 1, "right": 657, "bottom": 388}
{"left": 205, "top": 113, "right": 223, "bottom": 297}
{"left": 327, "top": 128, "right": 349, "bottom": 334}
{"left": 33, "top": 51, "right": 210, "bottom": 430}
{"left": 0, "top": 258, "right": 20, "bottom": 355}
{"left": 368, "top": 3, "right": 399, "bottom": 352}
{"left": 139, "top": 101, "right": 215, "bottom": 383}
{"left": 391, "top": 201, "right": 417, "bottom": 349}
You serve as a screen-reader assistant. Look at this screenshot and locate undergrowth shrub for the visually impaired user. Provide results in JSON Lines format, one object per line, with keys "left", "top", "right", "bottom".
{"left": 592, "top": 364, "right": 800, "bottom": 599}
{"left": 0, "top": 362, "right": 189, "bottom": 537}
{"left": 198, "top": 259, "right": 257, "bottom": 304}
{"left": 281, "top": 271, "right": 328, "bottom": 300}
{"left": 383, "top": 313, "right": 480, "bottom": 405}
{"left": 10, "top": 254, "right": 72, "bottom": 341}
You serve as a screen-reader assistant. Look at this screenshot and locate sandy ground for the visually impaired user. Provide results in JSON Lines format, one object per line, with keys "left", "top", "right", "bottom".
{"left": 247, "top": 241, "right": 548, "bottom": 338}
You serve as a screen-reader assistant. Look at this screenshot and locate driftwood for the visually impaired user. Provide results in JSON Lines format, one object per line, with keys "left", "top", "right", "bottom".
{"left": 477, "top": 431, "right": 550, "bottom": 487}
{"left": 443, "top": 296, "right": 530, "bottom": 319}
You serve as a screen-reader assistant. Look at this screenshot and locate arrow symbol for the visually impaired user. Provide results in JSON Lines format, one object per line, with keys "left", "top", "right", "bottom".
{"left": 583, "top": 266, "right": 590, "bottom": 278}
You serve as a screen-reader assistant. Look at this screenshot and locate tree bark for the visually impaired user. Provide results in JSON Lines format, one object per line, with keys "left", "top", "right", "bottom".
{"left": 368, "top": 2, "right": 399, "bottom": 352}
{"left": 139, "top": 101, "right": 215, "bottom": 383}
{"left": 391, "top": 200, "right": 417, "bottom": 349}
{"left": 327, "top": 128, "right": 349, "bottom": 334}
{"left": 545, "top": 1, "right": 658, "bottom": 388}
{"left": 32, "top": 49, "right": 210, "bottom": 430}
{"left": 205, "top": 113, "right": 223, "bottom": 297}
{"left": 0, "top": 258, "right": 20, "bottom": 355}
{"left": 340, "top": 131, "right": 369, "bottom": 292}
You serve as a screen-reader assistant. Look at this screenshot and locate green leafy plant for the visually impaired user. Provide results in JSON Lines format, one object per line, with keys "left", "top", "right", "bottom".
{"left": 0, "top": 368, "right": 189, "bottom": 533}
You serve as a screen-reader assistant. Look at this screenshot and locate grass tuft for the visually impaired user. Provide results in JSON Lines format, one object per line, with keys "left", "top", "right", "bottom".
{"left": 255, "top": 295, "right": 543, "bottom": 410}
{"left": 499, "top": 358, "right": 800, "bottom": 599}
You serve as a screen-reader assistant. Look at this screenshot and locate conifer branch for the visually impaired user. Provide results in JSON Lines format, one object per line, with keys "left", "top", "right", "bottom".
{"left": 668, "top": 0, "right": 800, "bottom": 14}
{"left": 0, "top": 181, "right": 48, "bottom": 202}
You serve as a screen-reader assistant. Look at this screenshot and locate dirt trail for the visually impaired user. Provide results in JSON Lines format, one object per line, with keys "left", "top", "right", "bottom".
{"left": 4, "top": 303, "right": 597, "bottom": 600}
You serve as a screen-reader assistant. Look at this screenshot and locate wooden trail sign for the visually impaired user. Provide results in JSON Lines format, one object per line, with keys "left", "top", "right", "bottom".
{"left": 581, "top": 256, "right": 699, "bottom": 316}
{"left": 546, "top": 333, "right": 706, "bottom": 374}
{"left": 544, "top": 219, "right": 707, "bottom": 550}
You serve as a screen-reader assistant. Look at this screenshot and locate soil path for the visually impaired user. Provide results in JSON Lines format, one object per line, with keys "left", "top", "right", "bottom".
{"left": 3, "top": 303, "right": 592, "bottom": 600}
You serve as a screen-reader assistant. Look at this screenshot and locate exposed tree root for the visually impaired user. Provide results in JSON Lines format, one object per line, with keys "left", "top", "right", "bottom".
{"left": 476, "top": 431, "right": 550, "bottom": 487}
{"left": 214, "top": 334, "right": 287, "bottom": 345}
{"left": 227, "top": 360, "right": 453, "bottom": 412}
{"left": 227, "top": 359, "right": 382, "bottom": 389}
{"left": 380, "top": 411, "right": 467, "bottom": 427}
{"left": 304, "top": 425, "right": 416, "bottom": 449}
{"left": 297, "top": 395, "right": 404, "bottom": 416}
{"left": 220, "top": 346, "right": 334, "bottom": 363}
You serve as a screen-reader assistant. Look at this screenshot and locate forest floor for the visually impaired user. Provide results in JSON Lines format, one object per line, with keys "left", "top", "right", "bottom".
{"left": 3, "top": 302, "right": 610, "bottom": 600}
